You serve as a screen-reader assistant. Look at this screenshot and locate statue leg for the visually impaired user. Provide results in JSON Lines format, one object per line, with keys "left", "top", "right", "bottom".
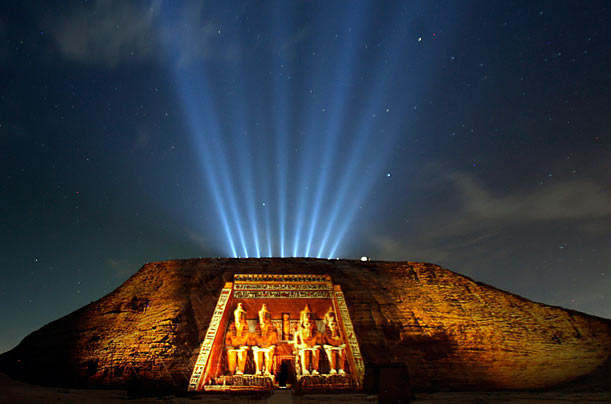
{"left": 264, "top": 348, "right": 274, "bottom": 375}
{"left": 237, "top": 348, "right": 248, "bottom": 374}
{"left": 311, "top": 349, "right": 320, "bottom": 375}
{"left": 338, "top": 349, "right": 346, "bottom": 375}
{"left": 299, "top": 350, "right": 310, "bottom": 375}
{"left": 295, "top": 351, "right": 301, "bottom": 376}
{"left": 253, "top": 348, "right": 262, "bottom": 375}
{"left": 227, "top": 350, "right": 237, "bottom": 375}
{"left": 325, "top": 348, "right": 337, "bottom": 374}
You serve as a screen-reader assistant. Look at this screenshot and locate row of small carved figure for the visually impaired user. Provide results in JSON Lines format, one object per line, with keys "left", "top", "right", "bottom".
{"left": 208, "top": 374, "right": 275, "bottom": 387}
{"left": 224, "top": 303, "right": 348, "bottom": 377}
{"left": 234, "top": 274, "right": 330, "bottom": 282}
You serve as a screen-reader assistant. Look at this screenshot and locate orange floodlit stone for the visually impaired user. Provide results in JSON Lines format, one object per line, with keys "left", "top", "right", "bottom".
{"left": 188, "top": 273, "right": 364, "bottom": 392}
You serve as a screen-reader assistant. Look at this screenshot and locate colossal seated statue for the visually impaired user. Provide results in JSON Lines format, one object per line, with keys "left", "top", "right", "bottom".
{"left": 322, "top": 308, "right": 346, "bottom": 375}
{"left": 293, "top": 304, "right": 322, "bottom": 376}
{"left": 225, "top": 303, "right": 253, "bottom": 375}
{"left": 252, "top": 303, "right": 278, "bottom": 376}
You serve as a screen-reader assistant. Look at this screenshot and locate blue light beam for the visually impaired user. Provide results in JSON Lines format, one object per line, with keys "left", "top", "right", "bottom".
{"left": 303, "top": 3, "right": 372, "bottom": 257}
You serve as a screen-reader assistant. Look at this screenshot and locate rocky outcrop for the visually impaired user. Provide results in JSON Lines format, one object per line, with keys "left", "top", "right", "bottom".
{"left": 1, "top": 258, "right": 610, "bottom": 392}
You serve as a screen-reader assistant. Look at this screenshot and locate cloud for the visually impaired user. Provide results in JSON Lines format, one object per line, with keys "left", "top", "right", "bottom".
{"left": 452, "top": 173, "right": 611, "bottom": 225}
{"left": 107, "top": 258, "right": 133, "bottom": 279}
{"left": 157, "top": 2, "right": 242, "bottom": 67}
{"left": 368, "top": 170, "right": 611, "bottom": 264}
{"left": 44, "top": 1, "right": 245, "bottom": 68}
{"left": 187, "top": 230, "right": 211, "bottom": 249}
{"left": 46, "top": 0, "right": 159, "bottom": 68}
{"left": 370, "top": 231, "right": 498, "bottom": 266}
{"left": 370, "top": 235, "right": 450, "bottom": 263}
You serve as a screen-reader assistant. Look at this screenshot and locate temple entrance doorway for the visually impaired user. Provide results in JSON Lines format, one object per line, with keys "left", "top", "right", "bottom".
{"left": 277, "top": 360, "right": 290, "bottom": 388}
{"left": 278, "top": 362, "right": 288, "bottom": 388}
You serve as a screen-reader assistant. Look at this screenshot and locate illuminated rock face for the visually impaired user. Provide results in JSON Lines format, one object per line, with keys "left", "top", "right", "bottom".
{"left": 1, "top": 258, "right": 610, "bottom": 392}
{"left": 187, "top": 274, "right": 363, "bottom": 392}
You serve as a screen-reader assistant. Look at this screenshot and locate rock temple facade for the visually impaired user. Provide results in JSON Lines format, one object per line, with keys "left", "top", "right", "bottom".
{"left": 1, "top": 258, "right": 610, "bottom": 394}
{"left": 188, "top": 274, "right": 364, "bottom": 392}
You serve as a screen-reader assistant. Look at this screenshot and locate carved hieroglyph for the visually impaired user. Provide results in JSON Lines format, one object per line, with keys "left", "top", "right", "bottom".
{"left": 188, "top": 283, "right": 232, "bottom": 390}
{"left": 334, "top": 287, "right": 365, "bottom": 379}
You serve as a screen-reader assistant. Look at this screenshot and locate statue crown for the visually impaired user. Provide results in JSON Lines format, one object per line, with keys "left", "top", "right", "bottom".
{"left": 234, "top": 303, "right": 247, "bottom": 321}
{"left": 324, "top": 308, "right": 336, "bottom": 322}
{"left": 299, "top": 304, "right": 315, "bottom": 327}
{"left": 258, "top": 304, "right": 271, "bottom": 323}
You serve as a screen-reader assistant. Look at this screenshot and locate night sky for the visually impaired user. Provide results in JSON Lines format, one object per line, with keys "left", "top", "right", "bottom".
{"left": 1, "top": 1, "right": 610, "bottom": 353}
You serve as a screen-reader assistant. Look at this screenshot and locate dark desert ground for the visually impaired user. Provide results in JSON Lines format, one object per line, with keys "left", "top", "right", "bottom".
{"left": 2, "top": 372, "right": 611, "bottom": 404}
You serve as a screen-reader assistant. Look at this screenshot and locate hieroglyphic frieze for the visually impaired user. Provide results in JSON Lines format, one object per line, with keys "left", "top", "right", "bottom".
{"left": 234, "top": 282, "right": 332, "bottom": 291}
{"left": 188, "top": 286, "right": 232, "bottom": 391}
{"left": 233, "top": 289, "right": 332, "bottom": 299}
{"left": 234, "top": 274, "right": 332, "bottom": 283}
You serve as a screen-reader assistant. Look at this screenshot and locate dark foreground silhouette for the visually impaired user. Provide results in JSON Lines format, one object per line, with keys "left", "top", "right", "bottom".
{"left": 2, "top": 371, "right": 611, "bottom": 404}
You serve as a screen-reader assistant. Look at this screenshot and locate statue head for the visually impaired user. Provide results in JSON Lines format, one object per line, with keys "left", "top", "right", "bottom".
{"left": 234, "top": 303, "right": 247, "bottom": 328}
{"left": 258, "top": 303, "right": 271, "bottom": 325}
{"left": 324, "top": 308, "right": 339, "bottom": 336}
{"left": 300, "top": 304, "right": 316, "bottom": 330}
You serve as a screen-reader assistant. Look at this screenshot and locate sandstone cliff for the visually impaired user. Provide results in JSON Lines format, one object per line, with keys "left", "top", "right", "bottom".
{"left": 1, "top": 258, "right": 610, "bottom": 392}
